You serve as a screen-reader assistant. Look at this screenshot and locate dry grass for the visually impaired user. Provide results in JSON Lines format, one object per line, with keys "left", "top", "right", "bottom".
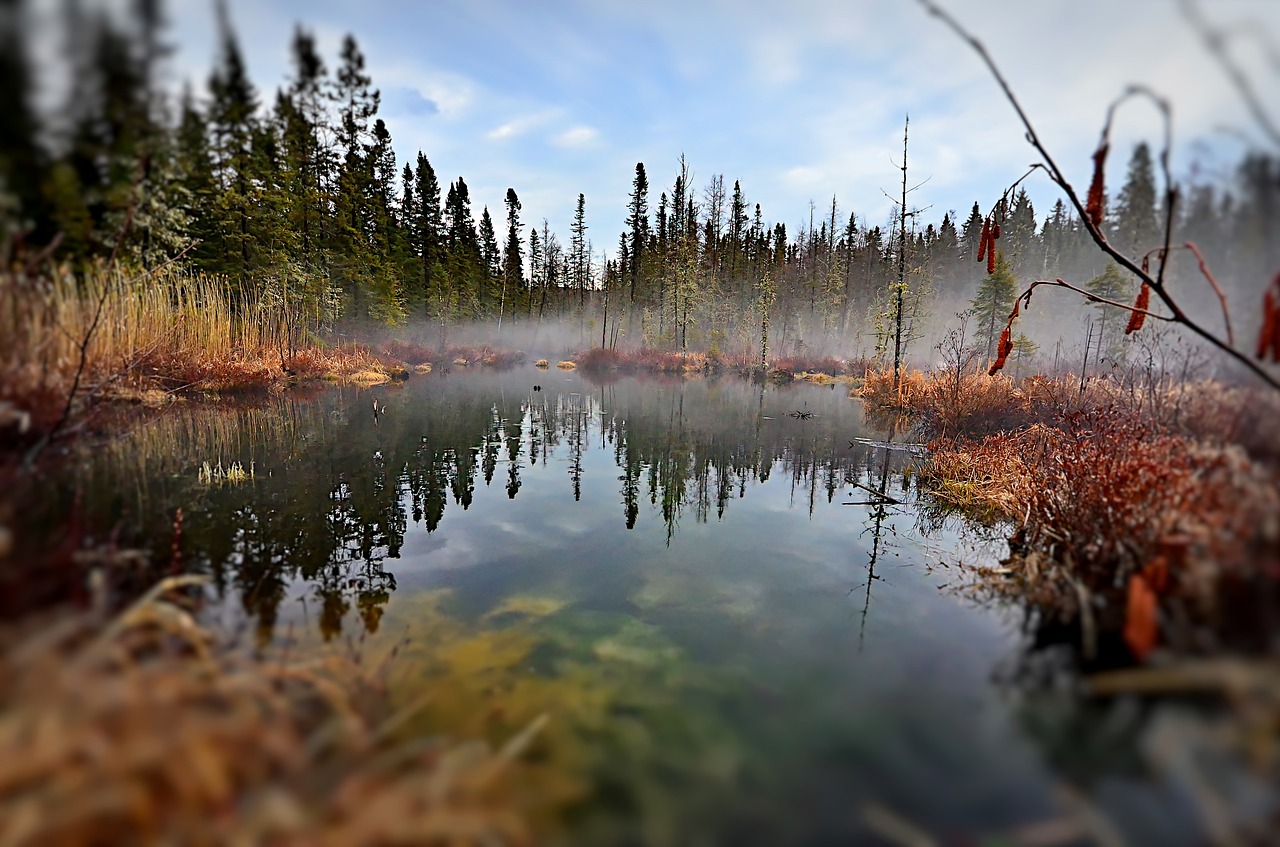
{"left": 0, "top": 576, "right": 539, "bottom": 846}
{"left": 919, "top": 410, "right": 1280, "bottom": 657}
{"left": 853, "top": 368, "right": 929, "bottom": 409}
{"left": 0, "top": 262, "right": 397, "bottom": 449}
{"left": 555, "top": 361, "right": 576, "bottom": 371}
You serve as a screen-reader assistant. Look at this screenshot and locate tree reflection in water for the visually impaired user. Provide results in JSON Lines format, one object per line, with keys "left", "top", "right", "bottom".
{"left": 24, "top": 371, "right": 909, "bottom": 643}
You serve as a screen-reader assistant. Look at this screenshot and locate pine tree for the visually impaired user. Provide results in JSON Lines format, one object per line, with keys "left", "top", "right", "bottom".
{"left": 526, "top": 225, "right": 542, "bottom": 316}
{"left": 175, "top": 85, "right": 218, "bottom": 268}
{"left": 207, "top": 3, "right": 259, "bottom": 291}
{"left": 331, "top": 33, "right": 380, "bottom": 319}
{"left": 1113, "top": 142, "right": 1158, "bottom": 258}
{"left": 1005, "top": 187, "right": 1039, "bottom": 276}
{"left": 443, "top": 177, "right": 480, "bottom": 315}
{"left": 281, "top": 28, "right": 331, "bottom": 272}
{"left": 626, "top": 163, "right": 649, "bottom": 307}
{"left": 960, "top": 202, "right": 985, "bottom": 262}
{"left": 478, "top": 206, "right": 501, "bottom": 310}
{"left": 412, "top": 153, "right": 443, "bottom": 316}
{"left": 501, "top": 188, "right": 523, "bottom": 320}
{"left": 1085, "top": 262, "right": 1134, "bottom": 363}
{"left": 970, "top": 251, "right": 1018, "bottom": 361}
{"left": 570, "top": 192, "right": 588, "bottom": 306}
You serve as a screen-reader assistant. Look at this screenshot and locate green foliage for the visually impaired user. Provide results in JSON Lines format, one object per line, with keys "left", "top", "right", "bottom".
{"left": 1085, "top": 262, "right": 1135, "bottom": 362}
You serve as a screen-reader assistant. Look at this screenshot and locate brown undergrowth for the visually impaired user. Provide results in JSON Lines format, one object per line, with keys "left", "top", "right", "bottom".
{"left": 919, "top": 408, "right": 1280, "bottom": 659}
{"left": 0, "top": 576, "right": 539, "bottom": 846}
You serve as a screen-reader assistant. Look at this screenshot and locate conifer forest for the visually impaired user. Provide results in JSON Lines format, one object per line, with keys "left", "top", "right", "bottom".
{"left": 2, "top": 1, "right": 1279, "bottom": 844}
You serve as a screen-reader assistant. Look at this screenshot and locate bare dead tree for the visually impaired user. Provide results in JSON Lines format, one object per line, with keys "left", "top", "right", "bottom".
{"left": 918, "top": 0, "right": 1280, "bottom": 391}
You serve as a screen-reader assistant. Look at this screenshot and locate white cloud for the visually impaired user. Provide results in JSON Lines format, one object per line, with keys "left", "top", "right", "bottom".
{"left": 487, "top": 110, "right": 559, "bottom": 141}
{"left": 553, "top": 125, "right": 600, "bottom": 148}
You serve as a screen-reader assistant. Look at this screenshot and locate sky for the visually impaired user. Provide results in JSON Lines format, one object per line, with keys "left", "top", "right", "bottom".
{"left": 41, "top": 0, "right": 1280, "bottom": 249}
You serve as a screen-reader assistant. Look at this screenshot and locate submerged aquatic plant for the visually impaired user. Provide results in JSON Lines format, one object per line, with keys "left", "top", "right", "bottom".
{"left": 197, "top": 460, "right": 255, "bottom": 485}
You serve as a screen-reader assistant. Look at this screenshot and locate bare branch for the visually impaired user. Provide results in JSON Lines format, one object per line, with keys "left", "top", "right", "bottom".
{"left": 1180, "top": 0, "right": 1280, "bottom": 148}
{"left": 917, "top": 0, "right": 1280, "bottom": 391}
{"left": 1181, "top": 243, "right": 1234, "bottom": 346}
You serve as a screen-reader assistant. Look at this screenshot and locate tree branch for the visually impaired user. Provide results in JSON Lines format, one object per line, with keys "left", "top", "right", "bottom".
{"left": 917, "top": 0, "right": 1279, "bottom": 391}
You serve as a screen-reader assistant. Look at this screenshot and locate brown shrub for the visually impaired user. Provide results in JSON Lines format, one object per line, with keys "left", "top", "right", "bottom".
{"left": 923, "top": 409, "right": 1280, "bottom": 657}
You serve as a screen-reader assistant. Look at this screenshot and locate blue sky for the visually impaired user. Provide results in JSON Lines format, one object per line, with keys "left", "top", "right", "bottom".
{"left": 152, "top": 0, "right": 1280, "bottom": 246}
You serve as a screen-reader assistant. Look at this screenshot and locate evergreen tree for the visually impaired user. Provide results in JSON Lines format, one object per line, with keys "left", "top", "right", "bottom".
{"left": 527, "top": 225, "right": 542, "bottom": 316}
{"left": 280, "top": 28, "right": 331, "bottom": 272}
{"left": 443, "top": 177, "right": 480, "bottom": 315}
{"left": 478, "top": 205, "right": 501, "bottom": 302}
{"left": 0, "top": 0, "right": 46, "bottom": 242}
{"left": 206, "top": 4, "right": 259, "bottom": 291}
{"left": 175, "top": 85, "right": 218, "bottom": 268}
{"left": 1085, "top": 262, "right": 1134, "bottom": 363}
{"left": 1113, "top": 142, "right": 1158, "bottom": 257}
{"left": 1005, "top": 187, "right": 1038, "bottom": 276}
{"left": 970, "top": 251, "right": 1018, "bottom": 361}
{"left": 570, "top": 192, "right": 588, "bottom": 303}
{"left": 501, "top": 188, "right": 523, "bottom": 316}
{"left": 626, "top": 163, "right": 649, "bottom": 305}
{"left": 959, "top": 202, "right": 985, "bottom": 262}
{"left": 412, "top": 153, "right": 443, "bottom": 316}
{"left": 331, "top": 33, "right": 380, "bottom": 318}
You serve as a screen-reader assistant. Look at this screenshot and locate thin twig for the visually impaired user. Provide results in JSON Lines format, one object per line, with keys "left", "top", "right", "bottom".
{"left": 1182, "top": 242, "right": 1235, "bottom": 346}
{"left": 917, "top": 0, "right": 1279, "bottom": 391}
{"left": 1180, "top": 0, "right": 1280, "bottom": 148}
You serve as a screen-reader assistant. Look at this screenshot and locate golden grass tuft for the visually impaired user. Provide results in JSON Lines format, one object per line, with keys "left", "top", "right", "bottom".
{"left": 555, "top": 361, "right": 576, "bottom": 370}
{"left": 0, "top": 577, "right": 537, "bottom": 846}
{"left": 853, "top": 368, "right": 928, "bottom": 409}
{"left": 345, "top": 370, "right": 392, "bottom": 386}
{"left": 534, "top": 359, "right": 550, "bottom": 369}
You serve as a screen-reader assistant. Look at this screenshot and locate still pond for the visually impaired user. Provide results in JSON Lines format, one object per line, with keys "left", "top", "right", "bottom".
{"left": 17, "top": 367, "right": 1236, "bottom": 845}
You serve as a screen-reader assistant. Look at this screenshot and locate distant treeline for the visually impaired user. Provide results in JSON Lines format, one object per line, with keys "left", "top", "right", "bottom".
{"left": 1, "top": 0, "right": 1276, "bottom": 358}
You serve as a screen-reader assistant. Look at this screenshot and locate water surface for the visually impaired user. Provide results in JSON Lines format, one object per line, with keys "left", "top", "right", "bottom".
{"left": 19, "top": 368, "right": 1222, "bottom": 844}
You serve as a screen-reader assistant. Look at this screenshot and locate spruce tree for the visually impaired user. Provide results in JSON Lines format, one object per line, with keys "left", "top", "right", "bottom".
{"left": 478, "top": 206, "right": 501, "bottom": 310}
{"left": 1113, "top": 142, "right": 1159, "bottom": 257}
{"left": 1085, "top": 262, "right": 1134, "bottom": 363}
{"left": 970, "top": 251, "right": 1018, "bottom": 361}
{"left": 413, "top": 153, "right": 443, "bottom": 316}
{"left": 501, "top": 188, "right": 523, "bottom": 317}
{"left": 331, "top": 33, "right": 380, "bottom": 319}
{"left": 1005, "top": 188, "right": 1039, "bottom": 276}
{"left": 282, "top": 28, "right": 331, "bottom": 272}
{"left": 571, "top": 193, "right": 588, "bottom": 305}
{"left": 207, "top": 5, "right": 259, "bottom": 291}
{"left": 626, "top": 163, "right": 649, "bottom": 305}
